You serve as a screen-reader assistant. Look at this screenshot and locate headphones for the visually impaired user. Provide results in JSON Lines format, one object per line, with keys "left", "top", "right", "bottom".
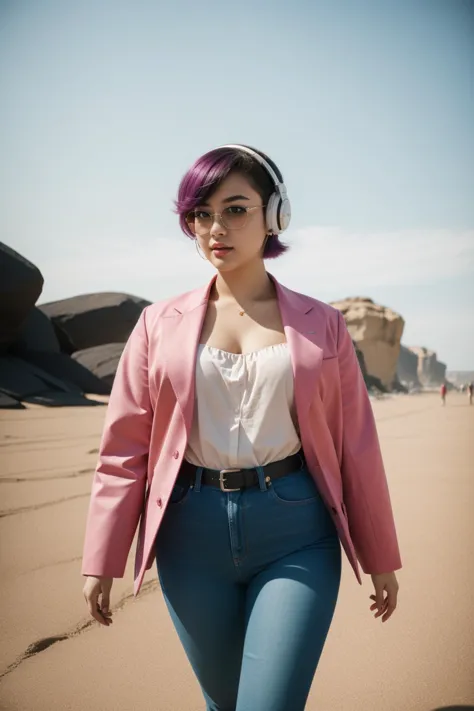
{"left": 218, "top": 144, "right": 291, "bottom": 235}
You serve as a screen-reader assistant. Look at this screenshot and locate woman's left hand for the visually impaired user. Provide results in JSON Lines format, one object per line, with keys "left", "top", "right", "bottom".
{"left": 369, "top": 572, "right": 399, "bottom": 623}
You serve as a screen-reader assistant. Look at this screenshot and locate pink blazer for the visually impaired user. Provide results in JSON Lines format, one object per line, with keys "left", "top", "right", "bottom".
{"left": 82, "top": 275, "right": 402, "bottom": 596}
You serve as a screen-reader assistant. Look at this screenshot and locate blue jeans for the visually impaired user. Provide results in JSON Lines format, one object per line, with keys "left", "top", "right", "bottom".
{"left": 155, "top": 464, "right": 342, "bottom": 711}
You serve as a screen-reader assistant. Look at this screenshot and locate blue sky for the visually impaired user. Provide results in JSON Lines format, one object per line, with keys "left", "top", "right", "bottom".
{"left": 1, "top": 0, "right": 473, "bottom": 369}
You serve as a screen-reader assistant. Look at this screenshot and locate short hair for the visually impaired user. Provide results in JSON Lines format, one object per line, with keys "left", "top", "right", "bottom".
{"left": 174, "top": 145, "right": 289, "bottom": 259}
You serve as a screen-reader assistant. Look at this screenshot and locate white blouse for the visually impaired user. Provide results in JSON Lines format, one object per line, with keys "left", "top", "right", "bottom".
{"left": 184, "top": 343, "right": 301, "bottom": 470}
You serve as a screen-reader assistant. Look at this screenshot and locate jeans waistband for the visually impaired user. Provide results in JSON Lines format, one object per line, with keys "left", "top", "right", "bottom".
{"left": 178, "top": 450, "right": 306, "bottom": 492}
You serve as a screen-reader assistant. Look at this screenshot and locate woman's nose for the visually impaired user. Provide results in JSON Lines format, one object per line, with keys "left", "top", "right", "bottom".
{"left": 209, "top": 214, "right": 226, "bottom": 236}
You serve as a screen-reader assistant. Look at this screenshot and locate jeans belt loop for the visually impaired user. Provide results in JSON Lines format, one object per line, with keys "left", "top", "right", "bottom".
{"left": 194, "top": 466, "right": 204, "bottom": 493}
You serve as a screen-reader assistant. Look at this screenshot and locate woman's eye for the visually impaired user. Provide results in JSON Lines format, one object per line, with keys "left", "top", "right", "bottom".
{"left": 225, "top": 206, "right": 246, "bottom": 215}
{"left": 195, "top": 210, "right": 211, "bottom": 220}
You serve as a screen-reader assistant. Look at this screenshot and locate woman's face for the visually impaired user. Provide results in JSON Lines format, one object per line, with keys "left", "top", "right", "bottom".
{"left": 191, "top": 172, "right": 268, "bottom": 272}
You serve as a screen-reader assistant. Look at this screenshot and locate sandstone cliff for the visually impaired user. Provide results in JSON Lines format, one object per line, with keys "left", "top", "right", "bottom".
{"left": 408, "top": 347, "right": 447, "bottom": 386}
{"left": 396, "top": 345, "right": 421, "bottom": 389}
{"left": 330, "top": 297, "right": 405, "bottom": 390}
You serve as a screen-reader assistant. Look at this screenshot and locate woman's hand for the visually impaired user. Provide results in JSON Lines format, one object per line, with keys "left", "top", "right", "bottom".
{"left": 83, "top": 576, "right": 114, "bottom": 627}
{"left": 369, "top": 572, "right": 399, "bottom": 623}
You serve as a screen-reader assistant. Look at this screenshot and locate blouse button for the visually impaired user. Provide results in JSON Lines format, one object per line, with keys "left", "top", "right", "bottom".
{"left": 157, "top": 498, "right": 163, "bottom": 507}
{"left": 173, "top": 450, "right": 179, "bottom": 459}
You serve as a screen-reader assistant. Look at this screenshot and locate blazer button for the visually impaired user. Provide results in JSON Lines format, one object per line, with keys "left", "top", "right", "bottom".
{"left": 173, "top": 450, "right": 179, "bottom": 459}
{"left": 157, "top": 498, "right": 163, "bottom": 507}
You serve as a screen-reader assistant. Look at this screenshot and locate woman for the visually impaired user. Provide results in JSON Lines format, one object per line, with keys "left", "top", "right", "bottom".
{"left": 82, "top": 144, "right": 401, "bottom": 711}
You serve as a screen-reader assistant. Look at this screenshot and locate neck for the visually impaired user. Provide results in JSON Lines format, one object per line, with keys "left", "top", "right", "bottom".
{"left": 212, "top": 260, "right": 275, "bottom": 306}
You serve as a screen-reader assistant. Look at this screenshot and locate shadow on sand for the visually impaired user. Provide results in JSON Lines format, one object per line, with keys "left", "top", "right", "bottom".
{"left": 431, "top": 707, "right": 474, "bottom": 710}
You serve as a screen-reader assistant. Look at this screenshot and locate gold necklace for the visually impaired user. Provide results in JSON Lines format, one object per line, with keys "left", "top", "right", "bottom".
{"left": 239, "top": 310, "right": 245, "bottom": 316}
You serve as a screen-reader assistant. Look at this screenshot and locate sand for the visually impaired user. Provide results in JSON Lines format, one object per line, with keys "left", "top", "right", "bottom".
{"left": 0, "top": 391, "right": 473, "bottom": 710}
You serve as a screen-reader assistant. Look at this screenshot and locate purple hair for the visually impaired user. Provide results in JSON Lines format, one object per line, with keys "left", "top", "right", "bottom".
{"left": 174, "top": 146, "right": 289, "bottom": 259}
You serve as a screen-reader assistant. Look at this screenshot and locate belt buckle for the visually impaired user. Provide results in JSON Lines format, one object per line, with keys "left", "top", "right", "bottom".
{"left": 219, "top": 468, "right": 241, "bottom": 492}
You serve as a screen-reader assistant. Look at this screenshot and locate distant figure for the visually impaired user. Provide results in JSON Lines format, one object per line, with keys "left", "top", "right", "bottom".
{"left": 440, "top": 383, "right": 447, "bottom": 406}
{"left": 468, "top": 382, "right": 473, "bottom": 406}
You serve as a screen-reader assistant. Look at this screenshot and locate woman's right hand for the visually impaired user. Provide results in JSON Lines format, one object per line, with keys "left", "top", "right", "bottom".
{"left": 83, "top": 576, "right": 114, "bottom": 627}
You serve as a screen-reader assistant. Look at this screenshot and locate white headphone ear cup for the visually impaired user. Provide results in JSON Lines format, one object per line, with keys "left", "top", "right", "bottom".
{"left": 278, "top": 196, "right": 291, "bottom": 231}
{"left": 266, "top": 192, "right": 281, "bottom": 234}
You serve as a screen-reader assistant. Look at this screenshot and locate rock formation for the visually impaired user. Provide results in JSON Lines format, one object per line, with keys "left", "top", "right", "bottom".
{"left": 40, "top": 292, "right": 150, "bottom": 353}
{"left": 0, "top": 243, "right": 44, "bottom": 354}
{"left": 0, "top": 354, "right": 105, "bottom": 407}
{"left": 396, "top": 345, "right": 421, "bottom": 390}
{"left": 353, "top": 342, "right": 388, "bottom": 393}
{"left": 13, "top": 306, "right": 61, "bottom": 354}
{"left": 330, "top": 297, "right": 405, "bottom": 390}
{"left": 0, "top": 244, "right": 148, "bottom": 408}
{"left": 408, "top": 347, "right": 447, "bottom": 386}
{"left": 72, "top": 343, "right": 126, "bottom": 389}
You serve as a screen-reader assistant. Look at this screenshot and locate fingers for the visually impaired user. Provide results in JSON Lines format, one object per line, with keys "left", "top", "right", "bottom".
{"left": 85, "top": 595, "right": 108, "bottom": 626}
{"left": 96, "top": 600, "right": 113, "bottom": 626}
{"left": 381, "top": 586, "right": 398, "bottom": 623}
{"left": 101, "top": 591, "right": 111, "bottom": 616}
{"left": 369, "top": 594, "right": 387, "bottom": 619}
{"left": 369, "top": 589, "right": 398, "bottom": 623}
{"left": 373, "top": 584, "right": 385, "bottom": 619}
{"left": 83, "top": 586, "right": 113, "bottom": 627}
{"left": 381, "top": 598, "right": 397, "bottom": 623}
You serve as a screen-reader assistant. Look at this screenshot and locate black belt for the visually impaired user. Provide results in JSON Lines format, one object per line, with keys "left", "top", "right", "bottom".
{"left": 178, "top": 450, "right": 305, "bottom": 492}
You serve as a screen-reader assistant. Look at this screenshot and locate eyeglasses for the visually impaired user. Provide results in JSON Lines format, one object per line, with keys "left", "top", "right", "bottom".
{"left": 185, "top": 205, "right": 265, "bottom": 235}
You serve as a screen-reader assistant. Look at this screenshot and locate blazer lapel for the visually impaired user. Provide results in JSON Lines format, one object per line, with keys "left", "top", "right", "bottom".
{"left": 161, "top": 280, "right": 215, "bottom": 435}
{"left": 272, "top": 277, "right": 324, "bottom": 420}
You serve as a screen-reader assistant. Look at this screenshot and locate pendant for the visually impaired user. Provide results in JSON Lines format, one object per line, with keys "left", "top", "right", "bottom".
{"left": 239, "top": 311, "right": 245, "bottom": 316}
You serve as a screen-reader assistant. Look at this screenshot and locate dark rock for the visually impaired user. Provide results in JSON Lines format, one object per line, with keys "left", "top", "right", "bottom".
{"left": 0, "top": 355, "right": 104, "bottom": 408}
{"left": 47, "top": 320, "right": 75, "bottom": 354}
{"left": 19, "top": 351, "right": 111, "bottom": 395}
{"left": 39, "top": 293, "right": 150, "bottom": 353}
{"left": 72, "top": 343, "right": 125, "bottom": 389}
{"left": 0, "top": 243, "right": 44, "bottom": 354}
{"left": 11, "top": 307, "right": 60, "bottom": 355}
{"left": 0, "top": 355, "right": 76, "bottom": 398}
{"left": 354, "top": 342, "right": 368, "bottom": 376}
{"left": 22, "top": 392, "right": 105, "bottom": 407}
{"left": 0, "top": 392, "right": 25, "bottom": 409}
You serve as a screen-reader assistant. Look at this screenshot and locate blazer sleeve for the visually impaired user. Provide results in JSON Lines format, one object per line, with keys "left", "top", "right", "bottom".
{"left": 336, "top": 309, "right": 402, "bottom": 575}
{"left": 81, "top": 307, "right": 153, "bottom": 578}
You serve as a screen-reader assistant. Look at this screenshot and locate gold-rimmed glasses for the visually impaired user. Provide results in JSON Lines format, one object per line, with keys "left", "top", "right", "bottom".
{"left": 185, "top": 205, "right": 265, "bottom": 235}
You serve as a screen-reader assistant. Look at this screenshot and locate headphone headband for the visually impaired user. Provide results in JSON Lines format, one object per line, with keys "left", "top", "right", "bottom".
{"left": 218, "top": 144, "right": 284, "bottom": 192}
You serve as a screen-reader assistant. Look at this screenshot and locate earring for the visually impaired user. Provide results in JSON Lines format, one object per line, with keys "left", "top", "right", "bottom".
{"left": 195, "top": 239, "right": 207, "bottom": 261}
{"left": 262, "top": 233, "right": 273, "bottom": 251}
